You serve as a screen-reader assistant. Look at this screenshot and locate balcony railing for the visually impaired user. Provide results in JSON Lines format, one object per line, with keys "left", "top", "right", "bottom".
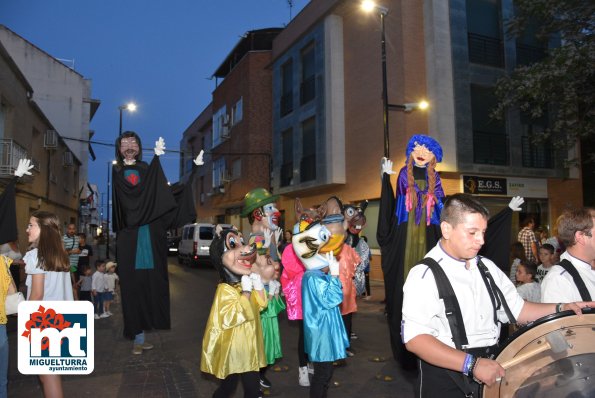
{"left": 521, "top": 136, "right": 554, "bottom": 168}
{"left": 473, "top": 130, "right": 509, "bottom": 165}
{"left": 0, "top": 139, "right": 28, "bottom": 177}
{"left": 468, "top": 33, "right": 504, "bottom": 68}
{"left": 516, "top": 43, "right": 547, "bottom": 66}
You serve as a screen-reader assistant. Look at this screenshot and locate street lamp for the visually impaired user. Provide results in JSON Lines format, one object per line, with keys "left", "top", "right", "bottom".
{"left": 361, "top": 2, "right": 430, "bottom": 158}
{"left": 106, "top": 160, "right": 117, "bottom": 259}
{"left": 118, "top": 102, "right": 137, "bottom": 136}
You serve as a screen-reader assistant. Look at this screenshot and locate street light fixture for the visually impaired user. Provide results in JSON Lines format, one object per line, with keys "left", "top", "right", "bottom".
{"left": 361, "top": 2, "right": 429, "bottom": 158}
{"left": 118, "top": 102, "right": 137, "bottom": 136}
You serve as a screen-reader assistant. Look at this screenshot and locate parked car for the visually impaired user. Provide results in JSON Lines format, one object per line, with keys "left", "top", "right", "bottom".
{"left": 178, "top": 223, "right": 233, "bottom": 266}
{"left": 167, "top": 235, "right": 181, "bottom": 256}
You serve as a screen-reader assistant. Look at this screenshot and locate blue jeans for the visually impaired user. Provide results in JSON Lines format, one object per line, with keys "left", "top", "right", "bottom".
{"left": 93, "top": 292, "right": 104, "bottom": 315}
{"left": 0, "top": 324, "right": 8, "bottom": 398}
{"left": 134, "top": 332, "right": 144, "bottom": 345}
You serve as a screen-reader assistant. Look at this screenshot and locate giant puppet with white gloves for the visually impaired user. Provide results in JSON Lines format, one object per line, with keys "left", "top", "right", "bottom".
{"left": 377, "top": 134, "right": 525, "bottom": 369}
{"left": 111, "top": 132, "right": 203, "bottom": 353}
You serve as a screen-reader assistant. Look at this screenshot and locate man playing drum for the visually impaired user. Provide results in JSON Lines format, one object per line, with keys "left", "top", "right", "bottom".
{"left": 401, "top": 193, "right": 594, "bottom": 398}
{"left": 541, "top": 207, "right": 595, "bottom": 303}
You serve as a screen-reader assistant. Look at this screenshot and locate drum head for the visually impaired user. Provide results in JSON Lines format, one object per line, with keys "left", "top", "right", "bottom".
{"left": 482, "top": 308, "right": 595, "bottom": 398}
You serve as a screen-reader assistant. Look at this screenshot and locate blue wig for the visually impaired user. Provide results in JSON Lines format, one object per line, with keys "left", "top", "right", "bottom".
{"left": 405, "top": 135, "right": 443, "bottom": 163}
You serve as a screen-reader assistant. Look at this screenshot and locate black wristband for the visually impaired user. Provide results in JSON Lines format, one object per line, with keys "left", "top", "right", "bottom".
{"left": 556, "top": 303, "right": 564, "bottom": 313}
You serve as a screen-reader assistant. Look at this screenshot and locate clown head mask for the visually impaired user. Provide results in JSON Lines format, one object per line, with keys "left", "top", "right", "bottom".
{"left": 209, "top": 225, "right": 257, "bottom": 285}
{"left": 116, "top": 131, "right": 142, "bottom": 166}
{"left": 241, "top": 188, "right": 281, "bottom": 231}
{"left": 292, "top": 221, "right": 331, "bottom": 270}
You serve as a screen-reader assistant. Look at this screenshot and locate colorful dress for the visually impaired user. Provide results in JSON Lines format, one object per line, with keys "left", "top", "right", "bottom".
{"left": 260, "top": 290, "right": 286, "bottom": 365}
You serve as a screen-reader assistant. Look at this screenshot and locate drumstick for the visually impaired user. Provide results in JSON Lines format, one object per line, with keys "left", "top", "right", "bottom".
{"left": 499, "top": 331, "right": 571, "bottom": 370}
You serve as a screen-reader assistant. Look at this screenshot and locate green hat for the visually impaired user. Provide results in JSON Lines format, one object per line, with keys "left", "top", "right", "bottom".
{"left": 241, "top": 188, "right": 279, "bottom": 217}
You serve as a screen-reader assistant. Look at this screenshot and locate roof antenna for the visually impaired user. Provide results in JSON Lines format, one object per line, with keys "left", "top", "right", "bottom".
{"left": 287, "top": 0, "right": 294, "bottom": 21}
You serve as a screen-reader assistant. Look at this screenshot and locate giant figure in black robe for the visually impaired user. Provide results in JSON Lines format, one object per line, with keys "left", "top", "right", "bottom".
{"left": 112, "top": 132, "right": 196, "bottom": 339}
{"left": 378, "top": 161, "right": 514, "bottom": 370}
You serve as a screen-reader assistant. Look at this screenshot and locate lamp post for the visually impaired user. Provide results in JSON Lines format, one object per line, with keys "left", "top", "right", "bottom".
{"left": 118, "top": 102, "right": 137, "bottom": 136}
{"left": 361, "top": 2, "right": 430, "bottom": 158}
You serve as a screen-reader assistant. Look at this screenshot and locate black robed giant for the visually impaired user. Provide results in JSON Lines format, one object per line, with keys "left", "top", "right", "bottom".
{"left": 112, "top": 155, "right": 196, "bottom": 339}
{"left": 378, "top": 172, "right": 515, "bottom": 370}
{"left": 0, "top": 178, "right": 18, "bottom": 245}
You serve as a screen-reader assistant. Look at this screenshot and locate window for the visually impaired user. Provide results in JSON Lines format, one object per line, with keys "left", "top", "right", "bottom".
{"left": 232, "top": 97, "right": 243, "bottom": 125}
{"left": 466, "top": 0, "right": 504, "bottom": 67}
{"left": 199, "top": 226, "right": 214, "bottom": 240}
{"left": 212, "top": 157, "right": 226, "bottom": 188}
{"left": 232, "top": 158, "right": 241, "bottom": 180}
{"left": 515, "top": 17, "right": 548, "bottom": 66}
{"left": 281, "top": 128, "right": 293, "bottom": 187}
{"left": 281, "top": 60, "right": 293, "bottom": 116}
{"left": 212, "top": 105, "right": 227, "bottom": 147}
{"left": 521, "top": 112, "right": 553, "bottom": 168}
{"left": 300, "top": 118, "right": 316, "bottom": 182}
{"left": 470, "top": 85, "right": 508, "bottom": 165}
{"left": 300, "top": 44, "right": 316, "bottom": 104}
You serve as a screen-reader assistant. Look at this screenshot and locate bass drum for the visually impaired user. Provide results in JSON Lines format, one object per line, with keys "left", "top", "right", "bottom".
{"left": 483, "top": 308, "right": 595, "bottom": 398}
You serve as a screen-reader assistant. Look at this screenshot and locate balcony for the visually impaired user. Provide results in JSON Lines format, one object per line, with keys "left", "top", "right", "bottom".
{"left": 521, "top": 136, "right": 554, "bottom": 168}
{"left": 0, "top": 139, "right": 29, "bottom": 178}
{"left": 473, "top": 130, "right": 509, "bottom": 165}
{"left": 468, "top": 33, "right": 504, "bottom": 68}
{"left": 516, "top": 44, "right": 547, "bottom": 66}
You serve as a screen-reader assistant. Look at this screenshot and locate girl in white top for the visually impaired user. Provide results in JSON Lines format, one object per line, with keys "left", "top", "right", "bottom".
{"left": 25, "top": 211, "right": 73, "bottom": 398}
{"left": 515, "top": 262, "right": 541, "bottom": 303}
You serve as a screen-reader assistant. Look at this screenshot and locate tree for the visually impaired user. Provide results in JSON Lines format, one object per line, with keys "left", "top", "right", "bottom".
{"left": 492, "top": 0, "right": 594, "bottom": 164}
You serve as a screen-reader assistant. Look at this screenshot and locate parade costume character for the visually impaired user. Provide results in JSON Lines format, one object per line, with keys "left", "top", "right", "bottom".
{"left": 319, "top": 196, "right": 360, "bottom": 352}
{"left": 241, "top": 188, "right": 282, "bottom": 261}
{"left": 296, "top": 220, "right": 349, "bottom": 397}
{"left": 253, "top": 252, "right": 285, "bottom": 389}
{"left": 344, "top": 201, "right": 370, "bottom": 296}
{"left": 112, "top": 132, "right": 202, "bottom": 347}
{"left": 201, "top": 226, "right": 267, "bottom": 398}
{"left": 279, "top": 197, "right": 323, "bottom": 387}
{"left": 378, "top": 135, "right": 524, "bottom": 368}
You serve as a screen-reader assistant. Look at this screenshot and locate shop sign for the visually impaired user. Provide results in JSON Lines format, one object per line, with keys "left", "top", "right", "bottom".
{"left": 507, "top": 177, "right": 548, "bottom": 198}
{"left": 463, "top": 175, "right": 507, "bottom": 195}
{"left": 462, "top": 175, "right": 548, "bottom": 198}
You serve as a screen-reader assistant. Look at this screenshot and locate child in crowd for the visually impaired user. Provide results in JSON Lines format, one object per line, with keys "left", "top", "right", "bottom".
{"left": 24, "top": 211, "right": 73, "bottom": 398}
{"left": 92, "top": 260, "right": 109, "bottom": 319}
{"left": 515, "top": 261, "right": 541, "bottom": 302}
{"left": 103, "top": 261, "right": 118, "bottom": 316}
{"left": 536, "top": 243, "right": 556, "bottom": 283}
{"left": 77, "top": 265, "right": 93, "bottom": 302}
{"left": 509, "top": 241, "right": 528, "bottom": 283}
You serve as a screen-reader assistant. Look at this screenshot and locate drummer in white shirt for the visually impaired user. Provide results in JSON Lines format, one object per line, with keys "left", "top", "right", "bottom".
{"left": 401, "top": 194, "right": 595, "bottom": 398}
{"left": 541, "top": 207, "right": 595, "bottom": 303}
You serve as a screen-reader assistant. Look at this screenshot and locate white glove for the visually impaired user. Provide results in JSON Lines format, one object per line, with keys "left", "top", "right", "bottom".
{"left": 15, "top": 159, "right": 33, "bottom": 178}
{"left": 508, "top": 196, "right": 524, "bottom": 211}
{"left": 263, "top": 228, "right": 272, "bottom": 249}
{"left": 250, "top": 272, "right": 264, "bottom": 291}
{"left": 381, "top": 157, "right": 396, "bottom": 179}
{"left": 326, "top": 252, "right": 340, "bottom": 276}
{"left": 274, "top": 228, "right": 282, "bottom": 245}
{"left": 268, "top": 280, "right": 279, "bottom": 296}
{"left": 194, "top": 150, "right": 204, "bottom": 166}
{"left": 241, "top": 275, "right": 253, "bottom": 292}
{"left": 154, "top": 137, "right": 166, "bottom": 156}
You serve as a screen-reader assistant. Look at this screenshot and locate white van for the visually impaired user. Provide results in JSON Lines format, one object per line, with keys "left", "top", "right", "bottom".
{"left": 177, "top": 223, "right": 233, "bottom": 267}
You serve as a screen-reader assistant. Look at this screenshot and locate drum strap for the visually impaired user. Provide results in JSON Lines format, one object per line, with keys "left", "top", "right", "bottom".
{"left": 558, "top": 259, "right": 592, "bottom": 301}
{"left": 477, "top": 258, "right": 517, "bottom": 325}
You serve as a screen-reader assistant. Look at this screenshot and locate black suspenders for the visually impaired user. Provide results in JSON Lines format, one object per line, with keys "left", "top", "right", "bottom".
{"left": 558, "top": 259, "right": 592, "bottom": 301}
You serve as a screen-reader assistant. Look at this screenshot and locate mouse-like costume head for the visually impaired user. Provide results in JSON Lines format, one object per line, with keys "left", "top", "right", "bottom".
{"left": 116, "top": 131, "right": 143, "bottom": 166}
{"left": 252, "top": 253, "right": 280, "bottom": 284}
{"left": 210, "top": 225, "right": 257, "bottom": 284}
{"left": 292, "top": 220, "right": 331, "bottom": 271}
{"left": 344, "top": 200, "right": 368, "bottom": 236}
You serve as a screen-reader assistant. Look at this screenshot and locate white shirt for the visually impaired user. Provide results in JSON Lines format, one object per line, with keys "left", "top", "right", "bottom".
{"left": 104, "top": 273, "right": 119, "bottom": 292}
{"left": 24, "top": 249, "right": 74, "bottom": 301}
{"left": 541, "top": 251, "right": 595, "bottom": 303}
{"left": 402, "top": 243, "right": 525, "bottom": 349}
{"left": 516, "top": 282, "right": 541, "bottom": 302}
{"left": 92, "top": 271, "right": 107, "bottom": 292}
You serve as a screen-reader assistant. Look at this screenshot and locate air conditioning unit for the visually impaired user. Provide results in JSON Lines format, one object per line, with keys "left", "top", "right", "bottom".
{"left": 63, "top": 152, "right": 73, "bottom": 167}
{"left": 221, "top": 125, "right": 230, "bottom": 139}
{"left": 44, "top": 130, "right": 58, "bottom": 149}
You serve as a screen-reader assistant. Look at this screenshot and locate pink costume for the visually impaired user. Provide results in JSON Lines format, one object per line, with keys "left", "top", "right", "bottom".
{"left": 338, "top": 245, "right": 360, "bottom": 315}
{"left": 280, "top": 243, "right": 305, "bottom": 320}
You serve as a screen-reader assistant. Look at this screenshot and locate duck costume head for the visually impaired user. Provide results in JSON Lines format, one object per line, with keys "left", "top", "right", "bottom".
{"left": 292, "top": 220, "right": 331, "bottom": 271}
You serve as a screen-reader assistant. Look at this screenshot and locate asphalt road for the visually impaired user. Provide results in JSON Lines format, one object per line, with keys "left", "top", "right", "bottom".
{"left": 6, "top": 258, "right": 415, "bottom": 397}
